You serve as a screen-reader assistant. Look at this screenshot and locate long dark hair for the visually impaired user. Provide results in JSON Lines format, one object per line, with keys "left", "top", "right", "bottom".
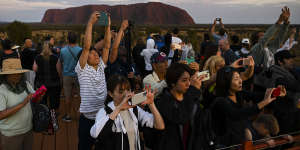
{"left": 215, "top": 67, "right": 236, "bottom": 97}
{"left": 0, "top": 74, "right": 29, "bottom": 94}
{"left": 104, "top": 75, "right": 131, "bottom": 113}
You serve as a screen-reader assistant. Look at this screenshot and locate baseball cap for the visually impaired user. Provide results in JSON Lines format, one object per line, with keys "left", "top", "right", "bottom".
{"left": 241, "top": 38, "right": 250, "bottom": 44}
{"left": 151, "top": 52, "right": 167, "bottom": 64}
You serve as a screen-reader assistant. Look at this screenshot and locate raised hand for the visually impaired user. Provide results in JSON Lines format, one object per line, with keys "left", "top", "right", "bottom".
{"left": 189, "top": 62, "right": 200, "bottom": 71}
{"left": 230, "top": 58, "right": 243, "bottom": 68}
{"left": 278, "top": 6, "right": 290, "bottom": 24}
{"left": 190, "top": 73, "right": 205, "bottom": 90}
{"left": 278, "top": 85, "right": 287, "bottom": 97}
{"left": 282, "top": 6, "right": 290, "bottom": 23}
{"left": 120, "top": 20, "right": 129, "bottom": 31}
{"left": 213, "top": 19, "right": 217, "bottom": 25}
{"left": 141, "top": 85, "right": 156, "bottom": 105}
{"left": 88, "top": 11, "right": 100, "bottom": 25}
{"left": 118, "top": 91, "right": 135, "bottom": 111}
{"left": 264, "top": 88, "right": 277, "bottom": 103}
{"left": 247, "top": 56, "right": 255, "bottom": 67}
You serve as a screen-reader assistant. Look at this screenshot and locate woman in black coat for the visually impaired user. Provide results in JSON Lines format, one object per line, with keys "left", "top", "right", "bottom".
{"left": 211, "top": 65, "right": 286, "bottom": 146}
{"left": 154, "top": 63, "right": 204, "bottom": 150}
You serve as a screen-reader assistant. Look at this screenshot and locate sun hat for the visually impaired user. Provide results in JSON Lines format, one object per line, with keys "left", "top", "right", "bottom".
{"left": 0, "top": 58, "right": 29, "bottom": 75}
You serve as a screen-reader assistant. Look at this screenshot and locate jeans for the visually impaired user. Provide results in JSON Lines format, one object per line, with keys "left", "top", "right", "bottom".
{"left": 78, "top": 114, "right": 96, "bottom": 150}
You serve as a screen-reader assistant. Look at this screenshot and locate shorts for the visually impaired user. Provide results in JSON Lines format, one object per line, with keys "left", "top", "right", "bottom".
{"left": 63, "top": 76, "right": 79, "bottom": 100}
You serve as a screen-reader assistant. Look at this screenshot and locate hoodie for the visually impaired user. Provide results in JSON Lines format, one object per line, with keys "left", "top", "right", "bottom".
{"left": 140, "top": 39, "right": 159, "bottom": 71}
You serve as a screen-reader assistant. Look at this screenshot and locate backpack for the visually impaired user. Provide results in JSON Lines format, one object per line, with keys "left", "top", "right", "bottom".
{"left": 26, "top": 86, "right": 53, "bottom": 133}
{"left": 189, "top": 100, "right": 217, "bottom": 150}
{"left": 31, "top": 102, "right": 51, "bottom": 132}
{"left": 190, "top": 107, "right": 216, "bottom": 150}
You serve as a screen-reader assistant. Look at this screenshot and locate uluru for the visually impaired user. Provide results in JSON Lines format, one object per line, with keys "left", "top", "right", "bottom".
{"left": 41, "top": 2, "right": 195, "bottom": 25}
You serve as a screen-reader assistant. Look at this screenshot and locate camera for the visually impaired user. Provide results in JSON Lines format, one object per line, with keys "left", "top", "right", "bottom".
{"left": 216, "top": 18, "right": 221, "bottom": 21}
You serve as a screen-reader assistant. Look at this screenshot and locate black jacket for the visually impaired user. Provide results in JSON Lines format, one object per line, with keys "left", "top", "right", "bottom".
{"left": 154, "top": 86, "right": 201, "bottom": 150}
{"left": 211, "top": 92, "right": 261, "bottom": 146}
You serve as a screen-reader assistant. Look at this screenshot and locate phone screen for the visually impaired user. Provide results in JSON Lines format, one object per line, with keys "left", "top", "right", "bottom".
{"left": 131, "top": 92, "right": 147, "bottom": 105}
{"left": 197, "top": 70, "right": 210, "bottom": 81}
{"left": 98, "top": 12, "right": 108, "bottom": 26}
{"left": 186, "top": 58, "right": 195, "bottom": 64}
{"left": 243, "top": 58, "right": 250, "bottom": 66}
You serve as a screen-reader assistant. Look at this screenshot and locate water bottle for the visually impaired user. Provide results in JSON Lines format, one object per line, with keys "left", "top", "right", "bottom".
{"left": 50, "top": 109, "right": 59, "bottom": 132}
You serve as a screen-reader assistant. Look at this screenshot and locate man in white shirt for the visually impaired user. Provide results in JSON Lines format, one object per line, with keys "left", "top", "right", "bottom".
{"left": 143, "top": 52, "right": 168, "bottom": 95}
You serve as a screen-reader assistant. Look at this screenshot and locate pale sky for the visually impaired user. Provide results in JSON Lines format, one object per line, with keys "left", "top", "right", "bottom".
{"left": 0, "top": 0, "right": 299, "bottom": 24}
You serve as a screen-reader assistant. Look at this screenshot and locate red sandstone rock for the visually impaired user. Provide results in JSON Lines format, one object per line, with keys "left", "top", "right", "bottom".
{"left": 41, "top": 2, "right": 195, "bottom": 25}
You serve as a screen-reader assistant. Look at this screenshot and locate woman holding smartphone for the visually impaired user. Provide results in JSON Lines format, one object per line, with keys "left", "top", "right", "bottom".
{"left": 211, "top": 66, "right": 286, "bottom": 146}
{"left": 153, "top": 63, "right": 204, "bottom": 150}
{"left": 90, "top": 75, "right": 164, "bottom": 150}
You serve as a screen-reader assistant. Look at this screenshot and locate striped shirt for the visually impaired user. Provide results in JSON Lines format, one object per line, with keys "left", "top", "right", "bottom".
{"left": 75, "top": 58, "right": 107, "bottom": 120}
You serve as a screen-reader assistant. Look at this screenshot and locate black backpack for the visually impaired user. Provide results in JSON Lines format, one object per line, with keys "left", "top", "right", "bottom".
{"left": 31, "top": 102, "right": 51, "bottom": 132}
{"left": 25, "top": 87, "right": 51, "bottom": 133}
{"left": 190, "top": 107, "right": 217, "bottom": 150}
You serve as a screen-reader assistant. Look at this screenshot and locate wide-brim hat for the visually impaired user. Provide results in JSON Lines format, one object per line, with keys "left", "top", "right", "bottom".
{"left": 0, "top": 58, "right": 29, "bottom": 75}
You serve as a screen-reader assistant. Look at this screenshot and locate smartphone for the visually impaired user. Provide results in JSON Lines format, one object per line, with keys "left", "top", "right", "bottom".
{"left": 186, "top": 58, "right": 195, "bottom": 64}
{"left": 243, "top": 58, "right": 250, "bottom": 66}
{"left": 131, "top": 91, "right": 147, "bottom": 105}
{"left": 216, "top": 18, "right": 221, "bottom": 21}
{"left": 271, "top": 87, "right": 281, "bottom": 98}
{"left": 98, "top": 12, "right": 108, "bottom": 26}
{"left": 197, "top": 70, "right": 210, "bottom": 81}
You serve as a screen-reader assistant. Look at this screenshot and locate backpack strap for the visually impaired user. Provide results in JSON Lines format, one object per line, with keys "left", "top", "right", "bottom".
{"left": 133, "top": 106, "right": 138, "bottom": 119}
{"left": 67, "top": 46, "right": 79, "bottom": 61}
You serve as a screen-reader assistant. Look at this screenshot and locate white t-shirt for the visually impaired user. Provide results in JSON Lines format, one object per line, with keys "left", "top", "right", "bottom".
{"left": 75, "top": 58, "right": 107, "bottom": 120}
{"left": 172, "top": 36, "right": 182, "bottom": 44}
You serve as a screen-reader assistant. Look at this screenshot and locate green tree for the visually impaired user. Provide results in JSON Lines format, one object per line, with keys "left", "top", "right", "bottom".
{"left": 5, "top": 21, "right": 32, "bottom": 45}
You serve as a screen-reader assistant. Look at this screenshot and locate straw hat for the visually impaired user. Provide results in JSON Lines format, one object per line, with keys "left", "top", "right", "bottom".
{"left": 0, "top": 58, "right": 29, "bottom": 75}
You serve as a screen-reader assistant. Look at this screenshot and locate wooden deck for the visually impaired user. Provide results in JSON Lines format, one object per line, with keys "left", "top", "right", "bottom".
{"left": 32, "top": 96, "right": 81, "bottom": 150}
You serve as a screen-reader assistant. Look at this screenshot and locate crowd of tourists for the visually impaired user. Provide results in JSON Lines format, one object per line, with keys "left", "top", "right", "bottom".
{"left": 0, "top": 6, "right": 299, "bottom": 150}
